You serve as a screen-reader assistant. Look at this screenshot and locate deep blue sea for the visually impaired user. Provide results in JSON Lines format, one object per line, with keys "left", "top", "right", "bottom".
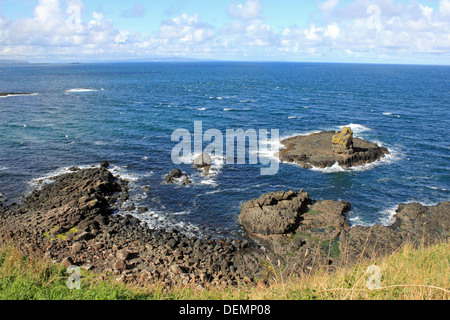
{"left": 1, "top": 62, "right": 449, "bottom": 238}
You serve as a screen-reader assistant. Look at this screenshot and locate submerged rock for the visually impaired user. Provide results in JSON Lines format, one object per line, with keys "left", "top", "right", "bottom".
{"left": 193, "top": 153, "right": 212, "bottom": 169}
{"left": 193, "top": 153, "right": 212, "bottom": 175}
{"left": 165, "top": 169, "right": 182, "bottom": 183}
{"left": 0, "top": 92, "right": 35, "bottom": 97}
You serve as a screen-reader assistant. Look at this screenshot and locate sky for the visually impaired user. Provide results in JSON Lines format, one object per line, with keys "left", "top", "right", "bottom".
{"left": 0, "top": 0, "right": 449, "bottom": 65}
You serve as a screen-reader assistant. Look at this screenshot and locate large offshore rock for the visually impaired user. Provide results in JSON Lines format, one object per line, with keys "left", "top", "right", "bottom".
{"left": 279, "top": 131, "right": 389, "bottom": 168}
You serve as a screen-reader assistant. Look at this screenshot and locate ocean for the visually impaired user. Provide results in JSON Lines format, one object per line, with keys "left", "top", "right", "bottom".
{"left": 0, "top": 62, "right": 449, "bottom": 239}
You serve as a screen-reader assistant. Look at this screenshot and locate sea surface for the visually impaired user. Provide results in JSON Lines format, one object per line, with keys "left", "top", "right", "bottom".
{"left": 0, "top": 62, "right": 449, "bottom": 238}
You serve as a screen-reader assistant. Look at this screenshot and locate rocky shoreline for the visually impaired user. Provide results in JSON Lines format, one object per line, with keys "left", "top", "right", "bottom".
{"left": 0, "top": 163, "right": 448, "bottom": 289}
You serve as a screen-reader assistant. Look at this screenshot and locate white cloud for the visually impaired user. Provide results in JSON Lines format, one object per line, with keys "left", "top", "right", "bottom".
{"left": 227, "top": 0, "right": 262, "bottom": 20}
{"left": 159, "top": 14, "right": 214, "bottom": 44}
{"left": 0, "top": 0, "right": 449, "bottom": 64}
{"left": 324, "top": 23, "right": 340, "bottom": 39}
{"left": 319, "top": 0, "right": 340, "bottom": 15}
{"left": 440, "top": 0, "right": 450, "bottom": 16}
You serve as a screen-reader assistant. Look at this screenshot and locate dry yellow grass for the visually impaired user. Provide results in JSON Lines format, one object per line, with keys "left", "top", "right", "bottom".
{"left": 166, "top": 239, "right": 449, "bottom": 300}
{"left": 1, "top": 239, "right": 449, "bottom": 300}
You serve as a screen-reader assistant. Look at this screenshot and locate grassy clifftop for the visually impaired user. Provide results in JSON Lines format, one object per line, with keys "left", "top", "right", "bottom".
{"left": 0, "top": 240, "right": 448, "bottom": 300}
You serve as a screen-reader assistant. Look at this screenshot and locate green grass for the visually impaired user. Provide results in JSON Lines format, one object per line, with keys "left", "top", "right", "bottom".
{"left": 0, "top": 240, "right": 448, "bottom": 300}
{"left": 320, "top": 237, "right": 341, "bottom": 258}
{"left": 0, "top": 244, "right": 155, "bottom": 300}
{"left": 305, "top": 210, "right": 322, "bottom": 215}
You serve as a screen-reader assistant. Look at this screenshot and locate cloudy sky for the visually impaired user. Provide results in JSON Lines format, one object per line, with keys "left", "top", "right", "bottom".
{"left": 0, "top": 0, "right": 449, "bottom": 64}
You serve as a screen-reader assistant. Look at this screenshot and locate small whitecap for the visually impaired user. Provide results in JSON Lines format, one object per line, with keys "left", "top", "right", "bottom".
{"left": 65, "top": 88, "right": 98, "bottom": 93}
{"left": 338, "top": 123, "right": 372, "bottom": 134}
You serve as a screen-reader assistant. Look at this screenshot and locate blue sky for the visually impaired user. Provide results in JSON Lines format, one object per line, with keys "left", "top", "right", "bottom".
{"left": 0, "top": 0, "right": 449, "bottom": 64}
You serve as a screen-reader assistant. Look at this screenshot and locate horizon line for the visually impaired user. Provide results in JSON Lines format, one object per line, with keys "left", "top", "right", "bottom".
{"left": 1, "top": 58, "right": 449, "bottom": 67}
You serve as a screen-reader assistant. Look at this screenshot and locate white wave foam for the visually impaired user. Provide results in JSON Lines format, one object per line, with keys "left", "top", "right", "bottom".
{"left": 348, "top": 204, "right": 398, "bottom": 227}
{"left": 0, "top": 166, "right": 7, "bottom": 171}
{"left": 223, "top": 108, "right": 232, "bottom": 111}
{"left": 122, "top": 208, "right": 202, "bottom": 238}
{"left": 29, "top": 164, "right": 100, "bottom": 190}
{"left": 377, "top": 205, "right": 398, "bottom": 226}
{"left": 65, "top": 88, "right": 98, "bottom": 93}
{"left": 288, "top": 116, "right": 298, "bottom": 119}
{"left": 347, "top": 214, "right": 366, "bottom": 226}
{"left": 307, "top": 146, "right": 403, "bottom": 173}
{"left": 176, "top": 153, "right": 225, "bottom": 187}
{"left": 338, "top": 123, "right": 372, "bottom": 134}
{"left": 254, "top": 136, "right": 284, "bottom": 163}
{"left": 199, "top": 155, "right": 224, "bottom": 187}
{"left": 311, "top": 162, "right": 346, "bottom": 173}
{"left": 426, "top": 185, "right": 448, "bottom": 191}
{"left": 197, "top": 107, "right": 206, "bottom": 111}
{"left": 382, "top": 112, "right": 401, "bottom": 118}
{"left": 29, "top": 164, "right": 152, "bottom": 190}
{"left": 109, "top": 164, "right": 154, "bottom": 183}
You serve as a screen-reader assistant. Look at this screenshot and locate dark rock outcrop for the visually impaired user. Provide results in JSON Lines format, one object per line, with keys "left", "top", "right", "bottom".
{"left": 164, "top": 169, "right": 192, "bottom": 185}
{"left": 239, "top": 190, "right": 449, "bottom": 277}
{"left": 0, "top": 92, "right": 35, "bottom": 97}
{"left": 0, "top": 165, "right": 264, "bottom": 288}
{"left": 239, "top": 190, "right": 311, "bottom": 235}
{"left": 279, "top": 131, "right": 389, "bottom": 168}
{"left": 165, "top": 168, "right": 182, "bottom": 183}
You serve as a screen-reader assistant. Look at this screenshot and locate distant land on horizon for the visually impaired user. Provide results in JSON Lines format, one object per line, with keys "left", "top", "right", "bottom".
{"left": 0, "top": 58, "right": 449, "bottom": 67}
{"left": 0, "top": 59, "right": 30, "bottom": 65}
